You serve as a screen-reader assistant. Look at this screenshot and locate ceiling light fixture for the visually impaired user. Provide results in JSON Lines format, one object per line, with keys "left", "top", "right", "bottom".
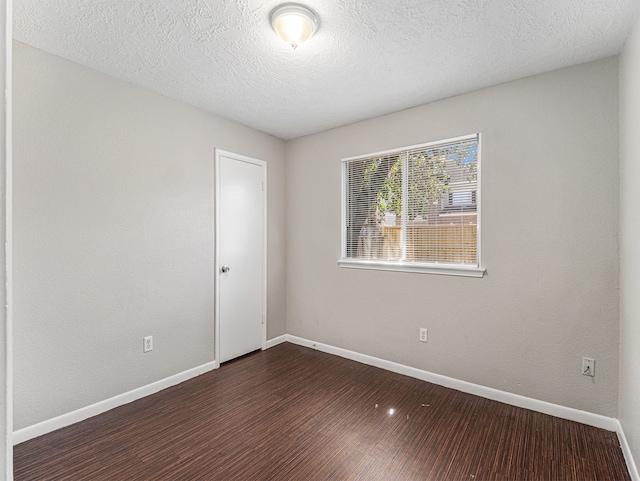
{"left": 270, "top": 3, "right": 319, "bottom": 50}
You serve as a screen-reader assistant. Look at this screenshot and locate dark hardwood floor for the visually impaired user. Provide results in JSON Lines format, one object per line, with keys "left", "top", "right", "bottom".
{"left": 14, "top": 342, "right": 630, "bottom": 480}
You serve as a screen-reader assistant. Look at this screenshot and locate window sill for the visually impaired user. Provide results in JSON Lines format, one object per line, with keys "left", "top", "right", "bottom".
{"left": 337, "top": 259, "right": 485, "bottom": 278}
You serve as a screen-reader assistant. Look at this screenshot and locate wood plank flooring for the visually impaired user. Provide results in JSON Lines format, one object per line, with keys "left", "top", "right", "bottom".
{"left": 14, "top": 342, "right": 630, "bottom": 480}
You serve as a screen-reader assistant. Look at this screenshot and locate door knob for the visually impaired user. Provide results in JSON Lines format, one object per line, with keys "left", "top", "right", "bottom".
{"left": 221, "top": 265, "right": 230, "bottom": 273}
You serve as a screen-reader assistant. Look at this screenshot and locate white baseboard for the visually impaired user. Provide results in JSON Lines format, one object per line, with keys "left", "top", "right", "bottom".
{"left": 265, "top": 335, "right": 286, "bottom": 349}
{"left": 13, "top": 335, "right": 284, "bottom": 445}
{"left": 616, "top": 420, "right": 640, "bottom": 481}
{"left": 284, "top": 334, "right": 640, "bottom": 481}
{"left": 285, "top": 335, "right": 640, "bottom": 478}
{"left": 14, "top": 336, "right": 639, "bottom": 481}
{"left": 284, "top": 335, "right": 618, "bottom": 431}
{"left": 13, "top": 361, "right": 217, "bottom": 445}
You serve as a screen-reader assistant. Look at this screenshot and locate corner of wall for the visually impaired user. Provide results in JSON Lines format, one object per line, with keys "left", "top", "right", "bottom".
{"left": 619, "top": 10, "right": 640, "bottom": 478}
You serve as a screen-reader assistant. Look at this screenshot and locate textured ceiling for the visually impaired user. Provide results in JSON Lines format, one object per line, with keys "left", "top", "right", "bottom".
{"left": 14, "top": 0, "right": 640, "bottom": 140}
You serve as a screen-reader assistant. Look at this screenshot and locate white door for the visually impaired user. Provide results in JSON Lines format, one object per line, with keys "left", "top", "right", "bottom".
{"left": 215, "top": 150, "right": 266, "bottom": 364}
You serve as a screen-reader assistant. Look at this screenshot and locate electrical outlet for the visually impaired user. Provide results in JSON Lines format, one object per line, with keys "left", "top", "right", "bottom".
{"left": 582, "top": 357, "right": 594, "bottom": 377}
{"left": 143, "top": 336, "right": 153, "bottom": 353}
{"left": 419, "top": 328, "right": 428, "bottom": 343}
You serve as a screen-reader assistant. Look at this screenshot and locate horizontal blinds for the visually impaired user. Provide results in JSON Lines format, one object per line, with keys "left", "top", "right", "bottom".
{"left": 343, "top": 135, "right": 479, "bottom": 266}
{"left": 344, "top": 154, "right": 400, "bottom": 260}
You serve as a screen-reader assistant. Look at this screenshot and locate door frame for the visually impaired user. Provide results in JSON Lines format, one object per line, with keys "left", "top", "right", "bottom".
{"left": 214, "top": 149, "right": 267, "bottom": 368}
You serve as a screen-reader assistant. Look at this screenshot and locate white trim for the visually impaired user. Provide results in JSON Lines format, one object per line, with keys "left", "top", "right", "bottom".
{"left": 401, "top": 151, "right": 408, "bottom": 260}
{"left": 2, "top": 3, "right": 12, "bottom": 478}
{"left": 215, "top": 152, "right": 221, "bottom": 365}
{"left": 617, "top": 420, "right": 640, "bottom": 481}
{"left": 340, "top": 161, "right": 347, "bottom": 259}
{"left": 281, "top": 335, "right": 638, "bottom": 478}
{"left": 214, "top": 149, "right": 268, "bottom": 363}
{"left": 266, "top": 335, "right": 287, "bottom": 349}
{"left": 338, "top": 259, "right": 485, "bottom": 277}
{"left": 342, "top": 133, "right": 479, "bottom": 163}
{"left": 476, "top": 132, "right": 482, "bottom": 269}
{"left": 262, "top": 163, "right": 268, "bottom": 351}
{"left": 340, "top": 133, "right": 483, "bottom": 276}
{"left": 284, "top": 335, "right": 617, "bottom": 431}
{"left": 13, "top": 361, "right": 217, "bottom": 445}
{"left": 13, "top": 337, "right": 637, "bottom": 480}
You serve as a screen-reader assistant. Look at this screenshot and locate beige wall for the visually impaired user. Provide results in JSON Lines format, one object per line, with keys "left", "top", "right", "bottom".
{"left": 286, "top": 57, "right": 620, "bottom": 416}
{"left": 620, "top": 13, "right": 640, "bottom": 470}
{"left": 1, "top": 6, "right": 11, "bottom": 477}
{"left": 13, "top": 41, "right": 286, "bottom": 430}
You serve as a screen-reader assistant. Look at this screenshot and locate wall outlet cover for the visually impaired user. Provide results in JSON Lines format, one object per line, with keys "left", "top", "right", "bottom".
{"left": 582, "top": 357, "right": 594, "bottom": 376}
{"left": 143, "top": 335, "right": 153, "bottom": 353}
{"left": 419, "top": 328, "right": 428, "bottom": 343}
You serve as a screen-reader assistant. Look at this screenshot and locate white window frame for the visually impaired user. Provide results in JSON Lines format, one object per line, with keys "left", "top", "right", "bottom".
{"left": 338, "top": 134, "right": 485, "bottom": 277}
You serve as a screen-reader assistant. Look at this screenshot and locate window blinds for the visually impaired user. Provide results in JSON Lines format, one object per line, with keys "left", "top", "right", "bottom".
{"left": 343, "top": 134, "right": 479, "bottom": 267}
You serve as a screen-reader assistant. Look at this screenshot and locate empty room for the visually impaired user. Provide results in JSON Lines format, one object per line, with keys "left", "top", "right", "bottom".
{"left": 1, "top": 0, "right": 640, "bottom": 479}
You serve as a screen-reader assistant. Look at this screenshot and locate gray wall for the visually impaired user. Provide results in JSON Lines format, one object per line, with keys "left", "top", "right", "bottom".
{"left": 13, "top": 41, "right": 286, "bottom": 430}
{"left": 1, "top": 10, "right": 10, "bottom": 478}
{"left": 286, "top": 57, "right": 620, "bottom": 417}
{"left": 619, "top": 13, "right": 640, "bottom": 470}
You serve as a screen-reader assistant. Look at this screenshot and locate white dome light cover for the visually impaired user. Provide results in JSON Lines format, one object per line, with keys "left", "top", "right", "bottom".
{"left": 270, "top": 3, "right": 320, "bottom": 49}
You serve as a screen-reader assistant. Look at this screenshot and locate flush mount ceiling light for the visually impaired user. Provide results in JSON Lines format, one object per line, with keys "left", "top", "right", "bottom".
{"left": 270, "top": 3, "right": 320, "bottom": 50}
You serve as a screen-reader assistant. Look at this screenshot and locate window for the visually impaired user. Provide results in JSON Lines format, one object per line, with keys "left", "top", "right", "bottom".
{"left": 339, "top": 134, "right": 484, "bottom": 277}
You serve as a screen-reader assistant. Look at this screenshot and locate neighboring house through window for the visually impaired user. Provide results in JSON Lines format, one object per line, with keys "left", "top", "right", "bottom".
{"left": 339, "top": 134, "right": 484, "bottom": 277}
